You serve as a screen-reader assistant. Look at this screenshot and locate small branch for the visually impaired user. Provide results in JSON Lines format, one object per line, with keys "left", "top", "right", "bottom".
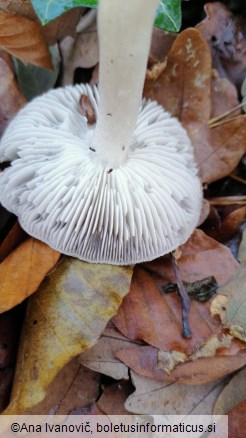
{"left": 208, "top": 115, "right": 242, "bottom": 129}
{"left": 229, "top": 173, "right": 246, "bottom": 186}
{"left": 208, "top": 195, "right": 246, "bottom": 206}
{"left": 170, "top": 253, "right": 192, "bottom": 338}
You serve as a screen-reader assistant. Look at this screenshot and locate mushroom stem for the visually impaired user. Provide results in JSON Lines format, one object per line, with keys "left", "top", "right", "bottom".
{"left": 91, "top": 0, "right": 159, "bottom": 168}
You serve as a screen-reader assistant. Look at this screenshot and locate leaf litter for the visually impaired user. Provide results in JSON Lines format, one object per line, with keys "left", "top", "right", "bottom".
{"left": 0, "top": 1, "right": 246, "bottom": 422}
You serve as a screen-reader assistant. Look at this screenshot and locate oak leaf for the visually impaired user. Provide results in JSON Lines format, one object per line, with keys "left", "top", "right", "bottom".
{"left": 125, "top": 371, "right": 226, "bottom": 415}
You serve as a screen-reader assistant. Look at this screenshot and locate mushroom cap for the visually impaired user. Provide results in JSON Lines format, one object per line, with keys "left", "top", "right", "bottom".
{"left": 0, "top": 84, "right": 202, "bottom": 265}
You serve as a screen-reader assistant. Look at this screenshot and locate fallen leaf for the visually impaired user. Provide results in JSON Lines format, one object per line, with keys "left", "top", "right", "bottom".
{"left": 0, "top": 238, "right": 60, "bottom": 314}
{"left": 203, "top": 206, "right": 246, "bottom": 243}
{"left": 43, "top": 8, "right": 85, "bottom": 46}
{"left": 113, "top": 229, "right": 239, "bottom": 354}
{"left": 24, "top": 359, "right": 100, "bottom": 415}
{"left": 79, "top": 326, "right": 140, "bottom": 381}
{"left": 60, "top": 11, "right": 98, "bottom": 86}
{"left": 197, "top": 2, "right": 246, "bottom": 91}
{"left": 116, "top": 340, "right": 246, "bottom": 385}
{"left": 153, "top": 229, "right": 239, "bottom": 285}
{"left": 4, "top": 258, "right": 132, "bottom": 413}
{"left": 150, "top": 27, "right": 176, "bottom": 62}
{"left": 0, "top": 0, "right": 38, "bottom": 21}
{"left": 211, "top": 230, "right": 246, "bottom": 341}
{"left": 228, "top": 400, "right": 246, "bottom": 438}
{"left": 210, "top": 69, "right": 240, "bottom": 119}
{"left": 0, "top": 221, "right": 27, "bottom": 263}
{"left": 13, "top": 44, "right": 60, "bottom": 101}
{"left": 213, "top": 366, "right": 246, "bottom": 415}
{"left": 125, "top": 371, "right": 226, "bottom": 415}
{"left": 97, "top": 381, "right": 133, "bottom": 415}
{"left": 55, "top": 364, "right": 100, "bottom": 415}
{"left": 144, "top": 28, "right": 246, "bottom": 184}
{"left": 0, "top": 12, "right": 52, "bottom": 69}
{"left": 0, "top": 57, "right": 26, "bottom": 135}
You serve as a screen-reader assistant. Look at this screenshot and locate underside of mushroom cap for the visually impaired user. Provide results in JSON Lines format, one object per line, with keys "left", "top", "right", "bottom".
{"left": 0, "top": 84, "right": 202, "bottom": 265}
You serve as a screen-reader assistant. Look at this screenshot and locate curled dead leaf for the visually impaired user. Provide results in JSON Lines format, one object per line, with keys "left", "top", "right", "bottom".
{"left": 0, "top": 12, "right": 52, "bottom": 69}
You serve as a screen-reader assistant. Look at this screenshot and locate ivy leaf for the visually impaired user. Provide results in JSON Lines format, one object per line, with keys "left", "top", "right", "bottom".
{"left": 31, "top": 0, "right": 181, "bottom": 32}
{"left": 155, "top": 0, "right": 181, "bottom": 32}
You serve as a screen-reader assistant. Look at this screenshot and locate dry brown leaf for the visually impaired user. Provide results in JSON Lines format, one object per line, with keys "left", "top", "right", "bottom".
{"left": 116, "top": 340, "right": 246, "bottom": 385}
{"left": 43, "top": 8, "right": 84, "bottom": 46}
{"left": 211, "top": 230, "right": 246, "bottom": 341}
{"left": 97, "top": 381, "right": 132, "bottom": 415}
{"left": 211, "top": 70, "right": 240, "bottom": 119}
{"left": 213, "top": 366, "right": 246, "bottom": 415}
{"left": 113, "top": 229, "right": 239, "bottom": 354}
{"left": 161, "top": 228, "right": 239, "bottom": 285}
{"left": 0, "top": 57, "right": 26, "bottom": 135}
{"left": 125, "top": 371, "right": 226, "bottom": 415}
{"left": 150, "top": 27, "right": 176, "bottom": 62}
{"left": 0, "top": 0, "right": 37, "bottom": 21}
{"left": 197, "top": 2, "right": 246, "bottom": 91}
{"left": 144, "top": 28, "right": 246, "bottom": 184}
{"left": 0, "top": 12, "right": 52, "bottom": 68}
{"left": 24, "top": 359, "right": 100, "bottom": 415}
{"left": 0, "top": 238, "right": 60, "bottom": 314}
{"left": 228, "top": 400, "right": 246, "bottom": 438}
{"left": 203, "top": 206, "right": 246, "bottom": 243}
{"left": 79, "top": 326, "right": 140, "bottom": 381}
{"left": 0, "top": 221, "right": 27, "bottom": 262}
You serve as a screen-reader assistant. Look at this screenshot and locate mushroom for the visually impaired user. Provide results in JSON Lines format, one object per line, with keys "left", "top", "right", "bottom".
{"left": 0, "top": 0, "right": 202, "bottom": 266}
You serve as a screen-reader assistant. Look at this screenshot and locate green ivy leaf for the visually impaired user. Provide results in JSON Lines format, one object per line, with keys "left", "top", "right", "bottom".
{"left": 31, "top": 0, "right": 181, "bottom": 32}
{"left": 155, "top": 0, "right": 181, "bottom": 32}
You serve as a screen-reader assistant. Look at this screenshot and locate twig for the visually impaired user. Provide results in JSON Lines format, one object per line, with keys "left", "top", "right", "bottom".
{"left": 229, "top": 173, "right": 246, "bottom": 186}
{"left": 208, "top": 115, "right": 242, "bottom": 129}
{"left": 208, "top": 195, "right": 246, "bottom": 206}
{"left": 208, "top": 101, "right": 246, "bottom": 127}
{"left": 170, "top": 253, "right": 192, "bottom": 338}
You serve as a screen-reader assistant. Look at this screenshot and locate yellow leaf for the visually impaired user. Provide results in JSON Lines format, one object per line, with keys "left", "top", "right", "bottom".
{"left": 4, "top": 257, "right": 133, "bottom": 413}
